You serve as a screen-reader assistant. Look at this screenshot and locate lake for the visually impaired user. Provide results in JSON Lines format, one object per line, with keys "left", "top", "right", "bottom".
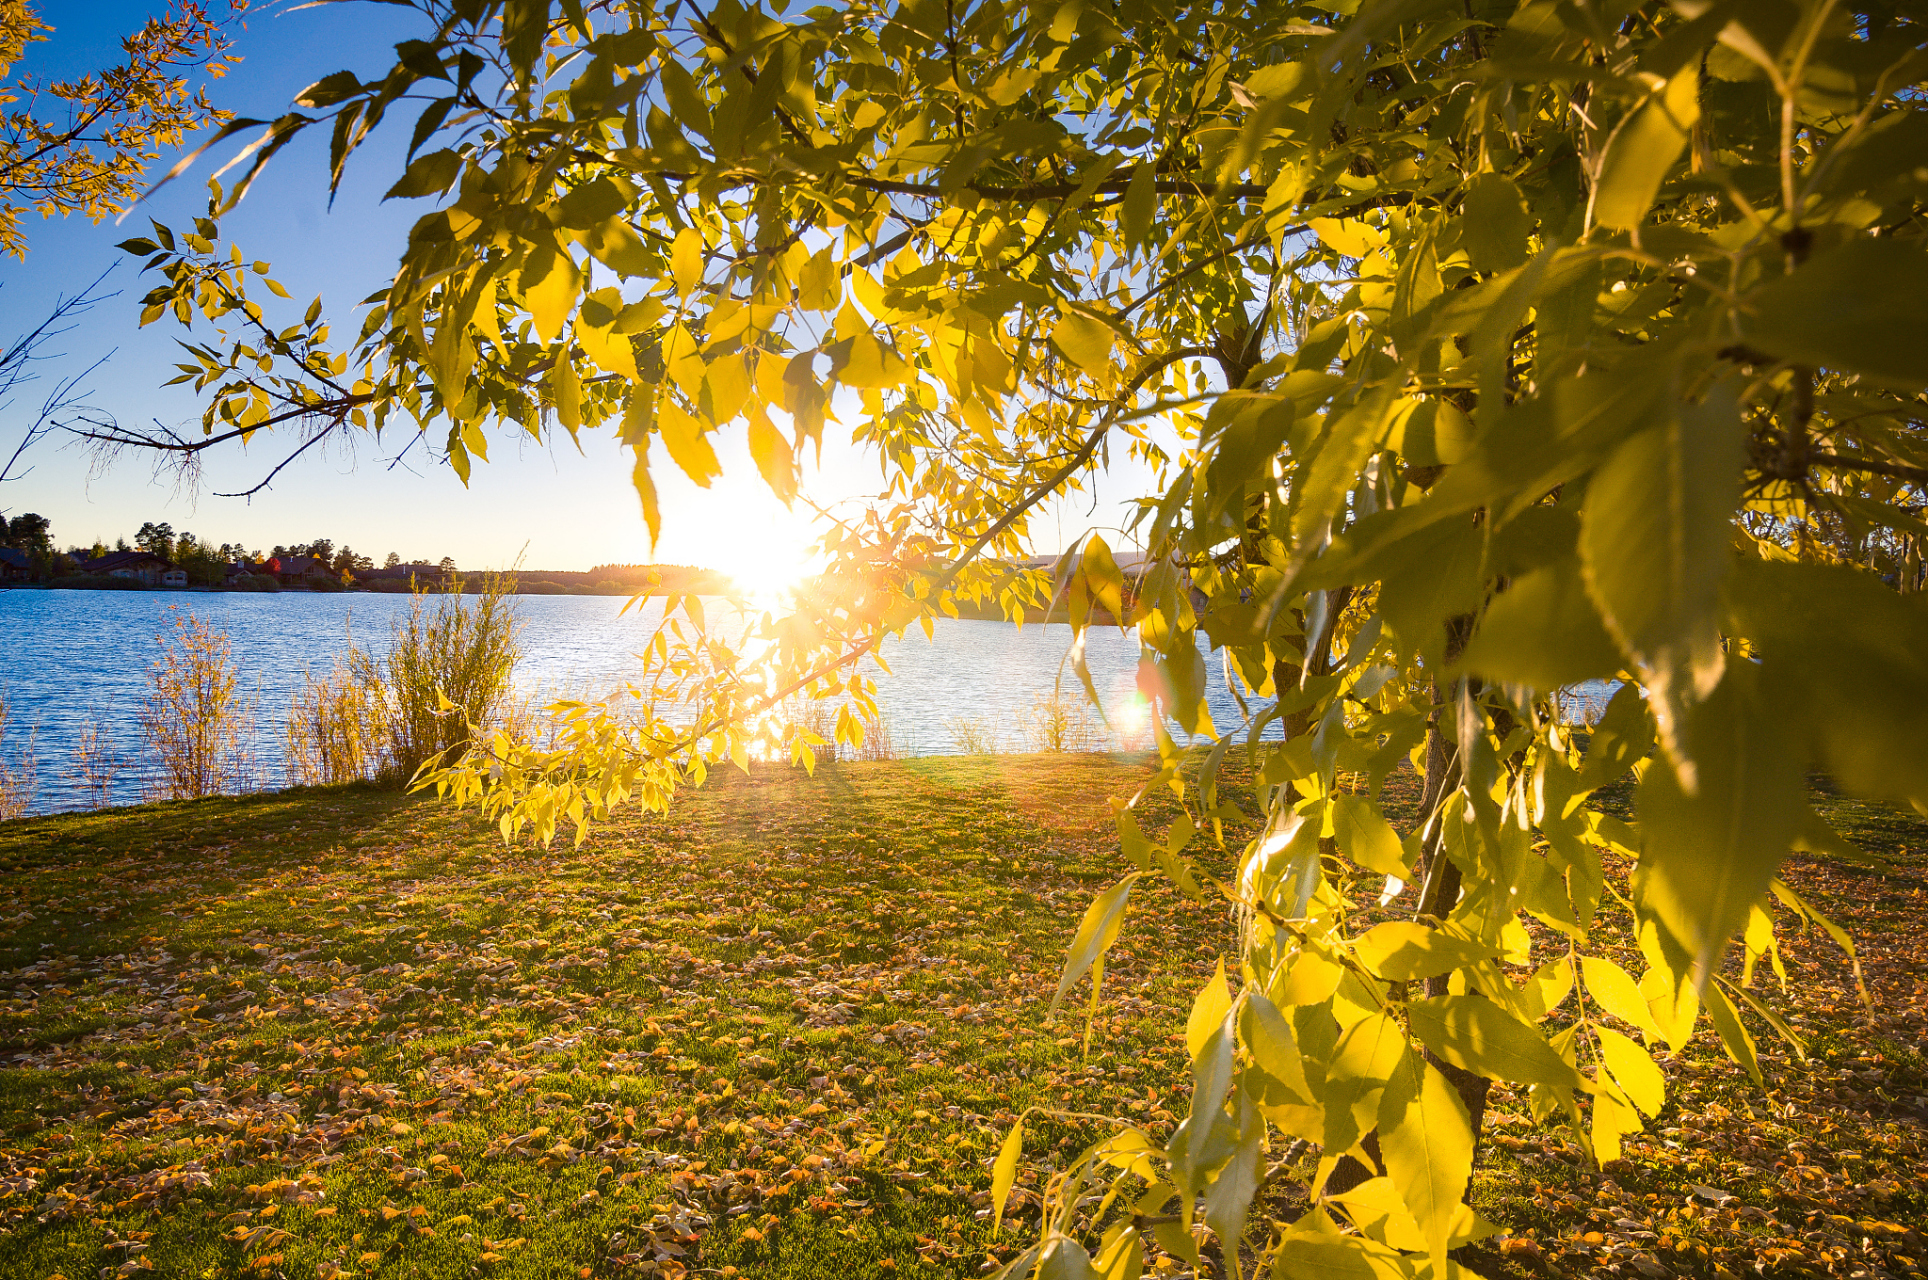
{"left": 0, "top": 589, "right": 1275, "bottom": 814}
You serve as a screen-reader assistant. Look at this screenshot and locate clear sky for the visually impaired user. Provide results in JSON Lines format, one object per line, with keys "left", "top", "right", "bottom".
{"left": 1, "top": 1, "right": 1157, "bottom": 576}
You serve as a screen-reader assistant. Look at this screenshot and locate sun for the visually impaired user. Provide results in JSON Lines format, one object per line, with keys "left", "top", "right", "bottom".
{"left": 716, "top": 530, "right": 821, "bottom": 611}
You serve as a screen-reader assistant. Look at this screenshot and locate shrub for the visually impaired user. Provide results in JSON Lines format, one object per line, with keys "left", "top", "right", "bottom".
{"left": 284, "top": 575, "right": 522, "bottom": 788}
{"left": 140, "top": 609, "right": 254, "bottom": 800}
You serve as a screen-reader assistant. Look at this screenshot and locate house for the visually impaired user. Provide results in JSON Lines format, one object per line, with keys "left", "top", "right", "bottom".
{"left": 266, "top": 555, "right": 333, "bottom": 586}
{"left": 0, "top": 547, "right": 30, "bottom": 581}
{"left": 223, "top": 561, "right": 259, "bottom": 584}
{"left": 78, "top": 549, "right": 176, "bottom": 584}
{"left": 161, "top": 566, "right": 188, "bottom": 588}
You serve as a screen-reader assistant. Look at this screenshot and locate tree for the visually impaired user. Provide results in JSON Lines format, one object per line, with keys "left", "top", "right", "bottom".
{"left": 133, "top": 519, "right": 173, "bottom": 559}
{"left": 0, "top": 0, "right": 241, "bottom": 258}
{"left": 107, "top": 2, "right": 1928, "bottom": 1275}
{"left": 1, "top": 509, "right": 46, "bottom": 549}
{"left": 0, "top": 0, "right": 240, "bottom": 489}
{"left": 383, "top": 551, "right": 400, "bottom": 569}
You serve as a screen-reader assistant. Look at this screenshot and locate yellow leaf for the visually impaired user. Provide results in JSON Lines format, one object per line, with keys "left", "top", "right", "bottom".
{"left": 548, "top": 358, "right": 581, "bottom": 433}
{"left": 1379, "top": 1056, "right": 1473, "bottom": 1269}
{"left": 663, "top": 324, "right": 705, "bottom": 397}
{"left": 1353, "top": 921, "right": 1496, "bottom": 980}
{"left": 576, "top": 318, "right": 637, "bottom": 380}
{"left": 521, "top": 246, "right": 580, "bottom": 344}
{"left": 672, "top": 226, "right": 705, "bottom": 297}
{"left": 705, "top": 351, "right": 751, "bottom": 421}
{"left": 1052, "top": 311, "right": 1113, "bottom": 374}
{"left": 1185, "top": 956, "right": 1231, "bottom": 1062}
{"left": 1595, "top": 1024, "right": 1665, "bottom": 1118}
{"left": 658, "top": 399, "right": 721, "bottom": 487}
{"left": 1580, "top": 956, "right": 1665, "bottom": 1041}
{"left": 837, "top": 331, "right": 893, "bottom": 388}
{"left": 1590, "top": 1073, "right": 1645, "bottom": 1163}
{"left": 1309, "top": 217, "right": 1384, "bottom": 258}
{"left": 748, "top": 411, "right": 796, "bottom": 503}
{"left": 990, "top": 1116, "right": 1023, "bottom": 1235}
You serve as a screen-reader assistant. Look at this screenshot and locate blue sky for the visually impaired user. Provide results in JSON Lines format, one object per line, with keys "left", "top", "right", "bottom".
{"left": 2, "top": 1, "right": 1153, "bottom": 576}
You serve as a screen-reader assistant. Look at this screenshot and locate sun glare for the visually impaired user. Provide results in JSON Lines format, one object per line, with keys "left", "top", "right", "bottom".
{"left": 718, "top": 534, "right": 819, "bottom": 612}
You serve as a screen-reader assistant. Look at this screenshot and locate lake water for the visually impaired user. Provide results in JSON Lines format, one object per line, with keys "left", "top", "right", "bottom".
{"left": 0, "top": 589, "right": 1275, "bottom": 814}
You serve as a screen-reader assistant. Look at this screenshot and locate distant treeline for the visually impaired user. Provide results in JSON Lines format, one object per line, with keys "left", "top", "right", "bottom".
{"left": 511, "top": 564, "right": 733, "bottom": 596}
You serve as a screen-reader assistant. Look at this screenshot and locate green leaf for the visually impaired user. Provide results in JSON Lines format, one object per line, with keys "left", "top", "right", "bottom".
{"left": 116, "top": 237, "right": 161, "bottom": 257}
{"left": 1461, "top": 172, "right": 1531, "bottom": 272}
{"left": 1185, "top": 956, "right": 1231, "bottom": 1061}
{"left": 294, "top": 69, "right": 362, "bottom": 108}
{"left": 1201, "top": 1097, "right": 1263, "bottom": 1276}
{"left": 1576, "top": 684, "right": 1653, "bottom": 792}
{"left": 1051, "top": 873, "right": 1139, "bottom": 1015}
{"left": 384, "top": 148, "right": 462, "bottom": 200}
{"left": 1633, "top": 661, "right": 1804, "bottom": 984}
{"left": 1457, "top": 557, "right": 1622, "bottom": 691}
{"left": 1241, "top": 991, "right": 1311, "bottom": 1101}
{"left": 990, "top": 1114, "right": 1024, "bottom": 1235}
{"left": 1739, "top": 238, "right": 1928, "bottom": 388}
{"left": 1726, "top": 560, "right": 1928, "bottom": 810}
{"left": 1580, "top": 386, "right": 1743, "bottom": 770}
{"left": 1383, "top": 399, "right": 1473, "bottom": 468}
{"left": 1276, "top": 1211, "right": 1405, "bottom": 1280}
{"left": 1038, "top": 1236, "right": 1101, "bottom": 1280}
{"left": 1407, "top": 994, "right": 1582, "bottom": 1089}
{"left": 1592, "top": 65, "right": 1698, "bottom": 229}
{"left": 1330, "top": 795, "right": 1407, "bottom": 877}
{"left": 1352, "top": 921, "right": 1496, "bottom": 981}
{"left": 1377, "top": 1056, "right": 1473, "bottom": 1270}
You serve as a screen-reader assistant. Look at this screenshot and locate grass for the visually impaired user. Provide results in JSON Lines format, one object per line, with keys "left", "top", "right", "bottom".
{"left": 0, "top": 756, "right": 1923, "bottom": 1280}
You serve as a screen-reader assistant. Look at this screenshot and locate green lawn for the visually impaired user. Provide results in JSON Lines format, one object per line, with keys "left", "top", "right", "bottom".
{"left": 0, "top": 756, "right": 1923, "bottom": 1280}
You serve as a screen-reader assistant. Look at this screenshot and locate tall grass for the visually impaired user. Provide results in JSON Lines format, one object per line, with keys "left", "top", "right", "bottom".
{"left": 0, "top": 685, "right": 38, "bottom": 819}
{"left": 141, "top": 609, "right": 254, "bottom": 801}
{"left": 284, "top": 575, "right": 522, "bottom": 788}
{"left": 944, "top": 713, "right": 1002, "bottom": 755}
{"left": 779, "top": 698, "right": 899, "bottom": 763}
{"left": 285, "top": 656, "right": 385, "bottom": 787}
{"left": 67, "top": 708, "right": 127, "bottom": 810}
{"left": 1020, "top": 689, "right": 1104, "bottom": 753}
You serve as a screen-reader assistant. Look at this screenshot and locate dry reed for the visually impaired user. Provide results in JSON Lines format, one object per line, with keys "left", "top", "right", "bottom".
{"left": 67, "top": 708, "right": 127, "bottom": 809}
{"left": 0, "top": 685, "right": 38, "bottom": 819}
